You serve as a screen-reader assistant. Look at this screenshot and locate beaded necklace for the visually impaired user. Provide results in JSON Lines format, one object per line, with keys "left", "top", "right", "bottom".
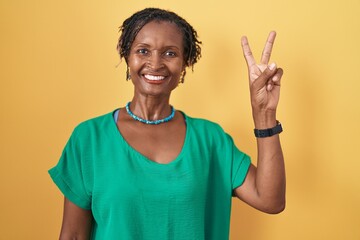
{"left": 125, "top": 102, "right": 175, "bottom": 125}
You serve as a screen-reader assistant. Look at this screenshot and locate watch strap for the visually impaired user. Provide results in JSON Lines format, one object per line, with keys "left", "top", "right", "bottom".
{"left": 254, "top": 121, "right": 283, "bottom": 138}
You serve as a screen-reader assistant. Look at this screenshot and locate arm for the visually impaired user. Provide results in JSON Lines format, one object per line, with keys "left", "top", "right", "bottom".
{"left": 233, "top": 32, "right": 286, "bottom": 214}
{"left": 59, "top": 197, "right": 93, "bottom": 240}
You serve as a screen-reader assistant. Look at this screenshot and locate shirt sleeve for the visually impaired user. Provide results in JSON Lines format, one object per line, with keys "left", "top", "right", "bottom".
{"left": 231, "top": 143, "right": 251, "bottom": 190}
{"left": 48, "top": 126, "right": 92, "bottom": 209}
{"left": 224, "top": 134, "right": 251, "bottom": 190}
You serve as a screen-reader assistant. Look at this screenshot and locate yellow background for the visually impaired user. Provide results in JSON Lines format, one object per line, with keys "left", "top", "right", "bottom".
{"left": 1, "top": 0, "right": 359, "bottom": 239}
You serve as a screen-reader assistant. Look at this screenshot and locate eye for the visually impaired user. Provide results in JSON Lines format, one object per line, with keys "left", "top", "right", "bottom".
{"left": 164, "top": 51, "right": 177, "bottom": 57}
{"left": 137, "top": 48, "right": 149, "bottom": 55}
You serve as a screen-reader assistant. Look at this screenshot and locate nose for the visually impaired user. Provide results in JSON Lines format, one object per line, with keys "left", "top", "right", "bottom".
{"left": 147, "top": 52, "right": 164, "bottom": 70}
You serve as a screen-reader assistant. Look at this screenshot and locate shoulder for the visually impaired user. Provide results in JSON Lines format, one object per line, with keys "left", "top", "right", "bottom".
{"left": 71, "top": 110, "right": 116, "bottom": 140}
{"left": 183, "top": 112, "right": 228, "bottom": 140}
{"left": 183, "top": 112, "right": 223, "bottom": 130}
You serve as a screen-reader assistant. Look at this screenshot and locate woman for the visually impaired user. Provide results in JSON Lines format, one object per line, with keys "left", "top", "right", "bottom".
{"left": 49, "top": 8, "right": 285, "bottom": 240}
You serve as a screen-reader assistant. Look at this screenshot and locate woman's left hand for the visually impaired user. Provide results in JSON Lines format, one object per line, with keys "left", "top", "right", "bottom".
{"left": 241, "top": 31, "right": 283, "bottom": 114}
{"left": 234, "top": 32, "right": 286, "bottom": 214}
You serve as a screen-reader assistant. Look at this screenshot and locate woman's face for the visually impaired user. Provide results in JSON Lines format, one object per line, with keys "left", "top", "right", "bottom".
{"left": 127, "top": 20, "right": 185, "bottom": 98}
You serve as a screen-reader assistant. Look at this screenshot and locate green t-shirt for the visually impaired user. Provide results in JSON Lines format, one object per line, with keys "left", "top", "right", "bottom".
{"left": 49, "top": 110, "right": 251, "bottom": 239}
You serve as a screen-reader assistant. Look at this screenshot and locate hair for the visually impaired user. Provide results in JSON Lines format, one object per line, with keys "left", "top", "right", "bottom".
{"left": 117, "top": 8, "right": 202, "bottom": 71}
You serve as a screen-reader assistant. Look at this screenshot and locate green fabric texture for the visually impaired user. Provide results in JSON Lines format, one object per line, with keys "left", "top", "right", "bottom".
{"left": 49, "top": 110, "right": 251, "bottom": 239}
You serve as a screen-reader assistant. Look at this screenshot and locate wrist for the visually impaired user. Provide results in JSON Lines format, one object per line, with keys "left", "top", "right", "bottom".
{"left": 252, "top": 109, "right": 277, "bottom": 129}
{"left": 254, "top": 120, "right": 282, "bottom": 138}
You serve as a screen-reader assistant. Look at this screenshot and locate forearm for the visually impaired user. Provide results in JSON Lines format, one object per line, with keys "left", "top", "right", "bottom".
{"left": 253, "top": 111, "right": 286, "bottom": 213}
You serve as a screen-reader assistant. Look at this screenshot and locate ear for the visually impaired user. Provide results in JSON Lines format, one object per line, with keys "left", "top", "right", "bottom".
{"left": 182, "top": 59, "right": 187, "bottom": 71}
{"left": 182, "top": 65, "right": 186, "bottom": 72}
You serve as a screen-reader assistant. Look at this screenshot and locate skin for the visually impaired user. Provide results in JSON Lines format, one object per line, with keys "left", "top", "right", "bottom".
{"left": 59, "top": 198, "right": 93, "bottom": 240}
{"left": 59, "top": 22, "right": 285, "bottom": 239}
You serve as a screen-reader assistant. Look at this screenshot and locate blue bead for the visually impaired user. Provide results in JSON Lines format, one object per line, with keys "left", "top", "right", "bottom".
{"left": 125, "top": 102, "right": 175, "bottom": 125}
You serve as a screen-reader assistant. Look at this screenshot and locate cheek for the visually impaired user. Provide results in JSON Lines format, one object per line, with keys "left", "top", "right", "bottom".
{"left": 127, "top": 56, "right": 141, "bottom": 69}
{"left": 170, "top": 60, "right": 185, "bottom": 73}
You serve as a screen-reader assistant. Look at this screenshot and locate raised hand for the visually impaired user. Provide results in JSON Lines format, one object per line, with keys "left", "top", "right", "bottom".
{"left": 235, "top": 32, "right": 286, "bottom": 215}
{"left": 241, "top": 31, "right": 283, "bottom": 116}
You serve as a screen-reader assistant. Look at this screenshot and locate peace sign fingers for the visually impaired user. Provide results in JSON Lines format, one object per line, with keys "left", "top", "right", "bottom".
{"left": 260, "top": 31, "right": 276, "bottom": 65}
{"left": 241, "top": 36, "right": 256, "bottom": 69}
{"left": 240, "top": 31, "right": 283, "bottom": 114}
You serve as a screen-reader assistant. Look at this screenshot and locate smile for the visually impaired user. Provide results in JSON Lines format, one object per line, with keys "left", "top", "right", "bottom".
{"left": 144, "top": 75, "right": 166, "bottom": 81}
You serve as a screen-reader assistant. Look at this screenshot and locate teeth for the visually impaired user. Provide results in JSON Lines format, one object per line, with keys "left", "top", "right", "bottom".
{"left": 144, "top": 75, "right": 165, "bottom": 81}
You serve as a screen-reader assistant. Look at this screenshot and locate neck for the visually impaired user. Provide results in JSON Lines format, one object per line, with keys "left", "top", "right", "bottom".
{"left": 130, "top": 95, "right": 172, "bottom": 121}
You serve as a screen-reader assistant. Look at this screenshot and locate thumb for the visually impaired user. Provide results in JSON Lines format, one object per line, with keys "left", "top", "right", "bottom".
{"left": 252, "top": 63, "right": 277, "bottom": 90}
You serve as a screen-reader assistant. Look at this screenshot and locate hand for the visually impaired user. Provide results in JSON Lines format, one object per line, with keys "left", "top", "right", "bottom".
{"left": 241, "top": 31, "right": 284, "bottom": 114}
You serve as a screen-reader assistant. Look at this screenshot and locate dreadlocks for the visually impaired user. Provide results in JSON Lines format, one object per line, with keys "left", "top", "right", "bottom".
{"left": 117, "top": 8, "right": 202, "bottom": 73}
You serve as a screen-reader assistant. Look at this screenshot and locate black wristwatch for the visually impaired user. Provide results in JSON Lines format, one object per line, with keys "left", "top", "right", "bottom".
{"left": 254, "top": 121, "right": 283, "bottom": 138}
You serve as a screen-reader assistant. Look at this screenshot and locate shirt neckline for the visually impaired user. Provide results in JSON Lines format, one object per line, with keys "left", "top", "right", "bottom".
{"left": 109, "top": 108, "right": 190, "bottom": 167}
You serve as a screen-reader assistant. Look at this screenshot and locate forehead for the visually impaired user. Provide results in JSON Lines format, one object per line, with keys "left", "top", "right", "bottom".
{"left": 132, "top": 20, "right": 183, "bottom": 48}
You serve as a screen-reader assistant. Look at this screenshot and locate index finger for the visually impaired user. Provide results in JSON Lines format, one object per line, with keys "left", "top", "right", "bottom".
{"left": 260, "top": 31, "right": 276, "bottom": 65}
{"left": 241, "top": 36, "right": 256, "bottom": 68}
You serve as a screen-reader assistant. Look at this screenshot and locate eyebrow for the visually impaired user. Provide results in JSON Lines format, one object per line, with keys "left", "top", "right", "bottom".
{"left": 132, "top": 43, "right": 181, "bottom": 50}
{"left": 133, "top": 43, "right": 150, "bottom": 47}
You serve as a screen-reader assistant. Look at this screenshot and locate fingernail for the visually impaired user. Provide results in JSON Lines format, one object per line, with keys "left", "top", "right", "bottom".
{"left": 269, "top": 63, "right": 276, "bottom": 70}
{"left": 267, "top": 83, "right": 273, "bottom": 91}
